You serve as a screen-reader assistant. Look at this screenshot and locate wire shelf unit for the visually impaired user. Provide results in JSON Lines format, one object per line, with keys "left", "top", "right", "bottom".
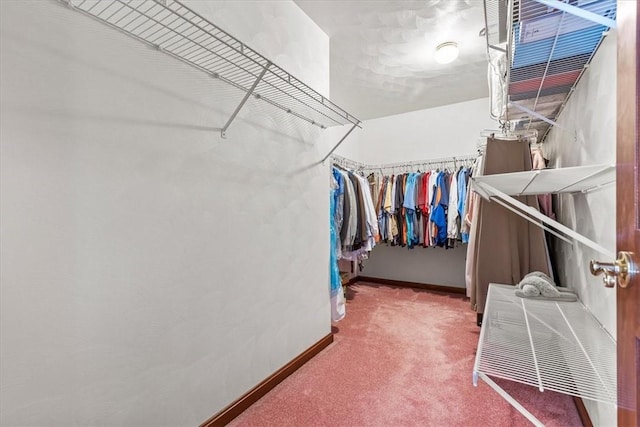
{"left": 474, "top": 284, "right": 616, "bottom": 425}
{"left": 471, "top": 163, "right": 616, "bottom": 258}
{"left": 483, "top": 0, "right": 616, "bottom": 141}
{"left": 473, "top": 163, "right": 615, "bottom": 196}
{"left": 61, "top": 0, "right": 361, "bottom": 138}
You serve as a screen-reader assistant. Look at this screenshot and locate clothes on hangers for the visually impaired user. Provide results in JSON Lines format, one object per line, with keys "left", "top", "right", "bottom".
{"left": 531, "top": 147, "right": 555, "bottom": 220}
{"left": 464, "top": 153, "right": 484, "bottom": 298}
{"left": 447, "top": 171, "right": 459, "bottom": 247}
{"left": 457, "top": 166, "right": 471, "bottom": 243}
{"left": 332, "top": 155, "right": 477, "bottom": 253}
{"left": 369, "top": 165, "right": 473, "bottom": 250}
{"left": 467, "top": 137, "right": 551, "bottom": 317}
{"left": 430, "top": 170, "right": 450, "bottom": 247}
{"left": 332, "top": 166, "right": 379, "bottom": 262}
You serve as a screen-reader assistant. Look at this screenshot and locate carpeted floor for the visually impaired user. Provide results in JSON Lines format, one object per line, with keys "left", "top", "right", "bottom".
{"left": 229, "top": 282, "right": 582, "bottom": 426}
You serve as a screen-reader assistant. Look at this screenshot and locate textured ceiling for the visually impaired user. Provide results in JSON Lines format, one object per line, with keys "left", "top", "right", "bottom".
{"left": 294, "top": 0, "right": 489, "bottom": 121}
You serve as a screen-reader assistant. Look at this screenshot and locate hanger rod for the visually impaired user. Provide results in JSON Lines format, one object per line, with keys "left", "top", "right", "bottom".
{"left": 330, "top": 154, "right": 476, "bottom": 173}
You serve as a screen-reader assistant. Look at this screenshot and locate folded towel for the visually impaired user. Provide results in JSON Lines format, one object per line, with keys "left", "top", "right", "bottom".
{"left": 515, "top": 274, "right": 577, "bottom": 302}
{"left": 515, "top": 289, "right": 578, "bottom": 302}
{"left": 523, "top": 271, "right": 554, "bottom": 284}
{"left": 518, "top": 271, "right": 577, "bottom": 295}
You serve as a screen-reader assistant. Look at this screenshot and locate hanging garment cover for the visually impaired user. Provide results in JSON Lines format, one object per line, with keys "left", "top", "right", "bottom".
{"left": 330, "top": 171, "right": 346, "bottom": 321}
{"left": 468, "top": 138, "right": 551, "bottom": 315}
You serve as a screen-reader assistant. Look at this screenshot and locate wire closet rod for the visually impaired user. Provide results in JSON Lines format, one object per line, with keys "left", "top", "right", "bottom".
{"left": 331, "top": 154, "right": 477, "bottom": 174}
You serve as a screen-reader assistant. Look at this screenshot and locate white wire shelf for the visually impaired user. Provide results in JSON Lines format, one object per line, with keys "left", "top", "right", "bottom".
{"left": 472, "top": 163, "right": 615, "bottom": 196}
{"left": 61, "top": 0, "right": 361, "bottom": 138}
{"left": 483, "top": 0, "right": 617, "bottom": 141}
{"left": 473, "top": 284, "right": 616, "bottom": 424}
{"left": 471, "top": 164, "right": 616, "bottom": 258}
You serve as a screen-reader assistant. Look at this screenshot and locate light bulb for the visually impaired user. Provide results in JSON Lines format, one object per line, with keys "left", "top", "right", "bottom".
{"left": 434, "top": 42, "right": 459, "bottom": 64}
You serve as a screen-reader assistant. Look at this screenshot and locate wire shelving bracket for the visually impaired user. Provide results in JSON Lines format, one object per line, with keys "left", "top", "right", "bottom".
{"left": 61, "top": 0, "right": 361, "bottom": 145}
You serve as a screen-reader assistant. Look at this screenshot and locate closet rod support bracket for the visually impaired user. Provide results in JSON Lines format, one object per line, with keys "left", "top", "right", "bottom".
{"left": 509, "top": 102, "right": 561, "bottom": 129}
{"left": 221, "top": 62, "right": 271, "bottom": 139}
{"left": 321, "top": 123, "right": 359, "bottom": 163}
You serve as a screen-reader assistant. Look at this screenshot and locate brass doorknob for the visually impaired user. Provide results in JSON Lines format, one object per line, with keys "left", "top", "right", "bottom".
{"left": 590, "top": 251, "right": 635, "bottom": 288}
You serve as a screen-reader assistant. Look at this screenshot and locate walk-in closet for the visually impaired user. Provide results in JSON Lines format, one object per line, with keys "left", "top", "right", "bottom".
{"left": 1, "top": 1, "right": 637, "bottom": 426}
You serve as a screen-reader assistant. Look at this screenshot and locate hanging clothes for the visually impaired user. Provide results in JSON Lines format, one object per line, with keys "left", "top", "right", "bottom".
{"left": 531, "top": 147, "right": 555, "bottom": 220}
{"left": 420, "top": 171, "right": 431, "bottom": 246}
{"left": 447, "top": 170, "right": 459, "bottom": 248}
{"left": 356, "top": 172, "right": 379, "bottom": 251}
{"left": 397, "top": 174, "right": 404, "bottom": 245}
{"left": 389, "top": 174, "right": 399, "bottom": 244}
{"left": 464, "top": 154, "right": 484, "bottom": 298}
{"left": 357, "top": 167, "right": 474, "bottom": 250}
{"left": 430, "top": 171, "right": 450, "bottom": 247}
{"left": 403, "top": 173, "right": 418, "bottom": 248}
{"left": 340, "top": 169, "right": 358, "bottom": 251}
{"left": 468, "top": 138, "right": 552, "bottom": 317}
{"left": 332, "top": 156, "right": 475, "bottom": 255}
{"left": 375, "top": 175, "right": 387, "bottom": 243}
{"left": 332, "top": 166, "right": 378, "bottom": 262}
{"left": 458, "top": 167, "right": 470, "bottom": 243}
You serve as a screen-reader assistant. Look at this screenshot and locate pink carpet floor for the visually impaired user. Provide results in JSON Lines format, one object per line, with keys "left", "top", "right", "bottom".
{"left": 229, "top": 282, "right": 582, "bottom": 426}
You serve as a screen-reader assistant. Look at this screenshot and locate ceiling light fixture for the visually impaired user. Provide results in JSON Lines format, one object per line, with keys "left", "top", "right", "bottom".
{"left": 434, "top": 42, "right": 459, "bottom": 64}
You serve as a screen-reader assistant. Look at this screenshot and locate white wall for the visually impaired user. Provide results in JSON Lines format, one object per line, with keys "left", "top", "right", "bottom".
{"left": 543, "top": 31, "right": 617, "bottom": 427}
{"left": 0, "top": 1, "right": 332, "bottom": 425}
{"left": 362, "top": 245, "right": 468, "bottom": 286}
{"left": 330, "top": 98, "right": 496, "bottom": 286}
{"left": 334, "top": 97, "right": 496, "bottom": 164}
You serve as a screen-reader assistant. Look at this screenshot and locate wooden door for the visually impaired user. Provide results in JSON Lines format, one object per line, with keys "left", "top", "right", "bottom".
{"left": 616, "top": 1, "right": 639, "bottom": 425}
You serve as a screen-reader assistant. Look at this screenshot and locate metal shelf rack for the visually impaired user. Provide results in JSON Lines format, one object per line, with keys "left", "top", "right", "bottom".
{"left": 61, "top": 0, "right": 361, "bottom": 153}
{"left": 483, "top": 0, "right": 617, "bottom": 141}
{"left": 474, "top": 284, "right": 616, "bottom": 426}
{"left": 471, "top": 163, "right": 616, "bottom": 258}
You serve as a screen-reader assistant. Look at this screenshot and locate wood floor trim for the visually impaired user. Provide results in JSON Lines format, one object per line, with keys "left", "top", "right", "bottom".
{"left": 343, "top": 276, "right": 359, "bottom": 286}
{"left": 356, "top": 276, "right": 466, "bottom": 295}
{"left": 573, "top": 397, "right": 593, "bottom": 427}
{"left": 200, "top": 333, "right": 334, "bottom": 427}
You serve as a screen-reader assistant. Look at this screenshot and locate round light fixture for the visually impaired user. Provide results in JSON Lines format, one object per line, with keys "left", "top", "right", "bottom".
{"left": 434, "top": 42, "right": 459, "bottom": 64}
